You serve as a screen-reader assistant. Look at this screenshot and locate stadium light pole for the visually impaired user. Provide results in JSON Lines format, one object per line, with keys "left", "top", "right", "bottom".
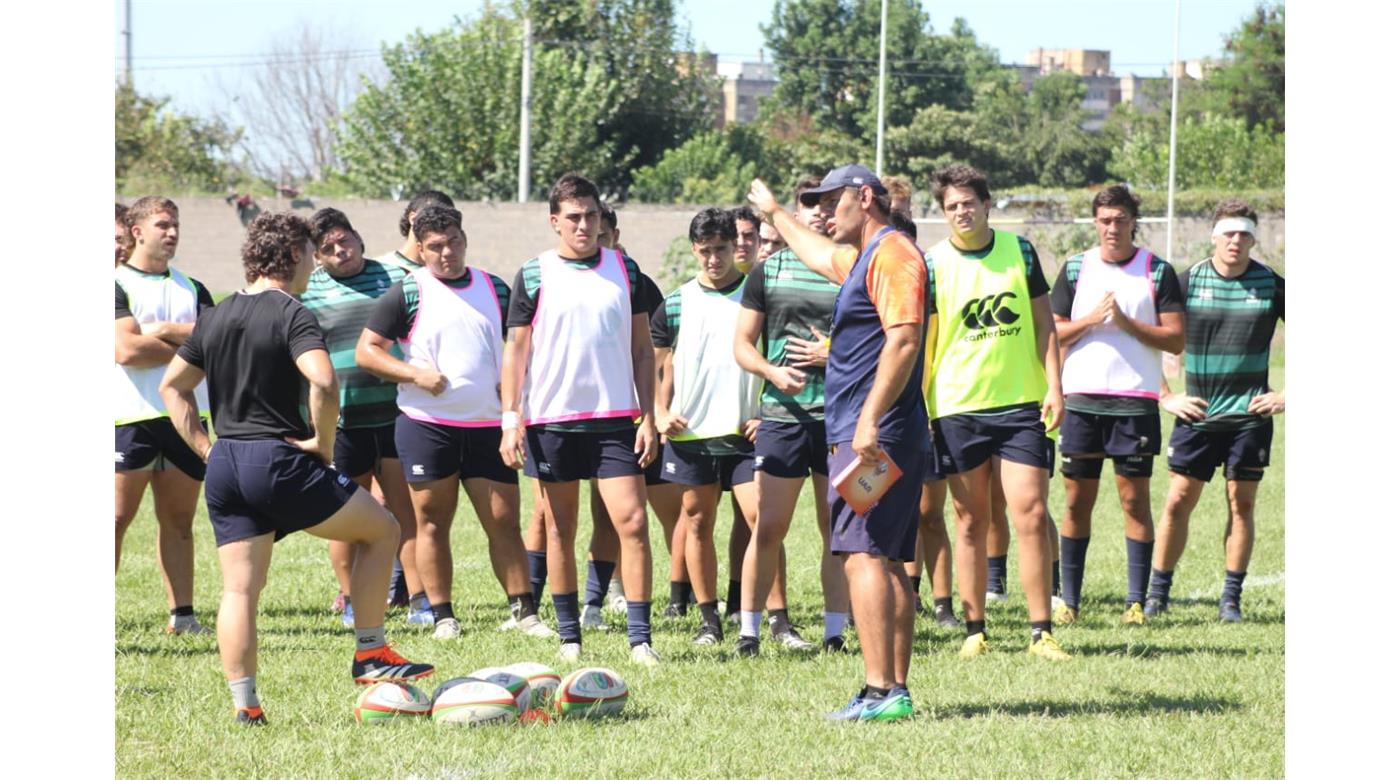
{"left": 874, "top": 0, "right": 889, "bottom": 177}
{"left": 517, "top": 7, "right": 533, "bottom": 203}
{"left": 1165, "top": 0, "right": 1182, "bottom": 265}
{"left": 123, "top": 0, "right": 133, "bottom": 87}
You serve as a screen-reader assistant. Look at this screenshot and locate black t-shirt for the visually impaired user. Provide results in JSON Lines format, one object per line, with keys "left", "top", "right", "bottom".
{"left": 177, "top": 289, "right": 327, "bottom": 440}
{"left": 637, "top": 271, "right": 664, "bottom": 318}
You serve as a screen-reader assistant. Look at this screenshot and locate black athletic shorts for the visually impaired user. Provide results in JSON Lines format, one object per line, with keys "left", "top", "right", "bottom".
{"left": 1059, "top": 409, "right": 1159, "bottom": 478}
{"left": 115, "top": 418, "right": 207, "bottom": 480}
{"left": 1167, "top": 420, "right": 1273, "bottom": 483}
{"left": 660, "top": 441, "right": 756, "bottom": 490}
{"left": 524, "top": 426, "right": 643, "bottom": 483}
{"left": 333, "top": 422, "right": 399, "bottom": 478}
{"left": 395, "top": 416, "right": 517, "bottom": 485}
{"left": 754, "top": 420, "right": 829, "bottom": 478}
{"left": 205, "top": 439, "right": 358, "bottom": 546}
{"left": 643, "top": 453, "right": 666, "bottom": 487}
{"left": 923, "top": 430, "right": 946, "bottom": 482}
{"left": 932, "top": 406, "right": 1052, "bottom": 474}
{"left": 827, "top": 436, "right": 925, "bottom": 562}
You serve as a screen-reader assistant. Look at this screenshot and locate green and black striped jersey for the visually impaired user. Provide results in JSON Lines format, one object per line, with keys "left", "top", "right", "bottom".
{"left": 1179, "top": 258, "right": 1285, "bottom": 431}
{"left": 739, "top": 248, "right": 839, "bottom": 422}
{"left": 300, "top": 259, "right": 406, "bottom": 430}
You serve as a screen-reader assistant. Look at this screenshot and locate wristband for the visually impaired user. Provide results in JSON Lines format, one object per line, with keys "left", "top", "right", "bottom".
{"left": 501, "top": 411, "right": 520, "bottom": 430}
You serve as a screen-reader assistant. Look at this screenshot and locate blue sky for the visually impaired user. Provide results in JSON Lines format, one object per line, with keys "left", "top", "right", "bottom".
{"left": 114, "top": 0, "right": 1265, "bottom": 115}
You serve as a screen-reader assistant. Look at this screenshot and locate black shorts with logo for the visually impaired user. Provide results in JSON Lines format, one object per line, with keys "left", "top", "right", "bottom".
{"left": 1059, "top": 409, "right": 1160, "bottom": 479}
{"left": 931, "top": 406, "right": 1052, "bottom": 474}
{"left": 1167, "top": 420, "right": 1273, "bottom": 482}
{"left": 333, "top": 421, "right": 400, "bottom": 478}
{"left": 524, "top": 426, "right": 643, "bottom": 483}
{"left": 660, "top": 441, "right": 756, "bottom": 490}
{"left": 753, "top": 420, "right": 829, "bottom": 478}
{"left": 205, "top": 439, "right": 358, "bottom": 546}
{"left": 827, "top": 436, "right": 925, "bottom": 562}
{"left": 115, "top": 418, "right": 207, "bottom": 480}
{"left": 395, "top": 416, "right": 518, "bottom": 485}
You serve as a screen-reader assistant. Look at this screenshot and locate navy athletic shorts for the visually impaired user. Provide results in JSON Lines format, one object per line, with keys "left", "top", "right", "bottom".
{"left": 923, "top": 430, "right": 946, "bottom": 482}
{"left": 204, "top": 439, "right": 358, "bottom": 546}
{"left": 932, "top": 406, "right": 1052, "bottom": 474}
{"left": 333, "top": 421, "right": 399, "bottom": 478}
{"left": 1167, "top": 420, "right": 1273, "bottom": 483}
{"left": 643, "top": 453, "right": 666, "bottom": 487}
{"left": 395, "top": 416, "right": 517, "bottom": 485}
{"left": 754, "top": 420, "right": 829, "bottom": 478}
{"left": 115, "top": 418, "right": 207, "bottom": 480}
{"left": 1059, "top": 409, "right": 1159, "bottom": 479}
{"left": 660, "top": 441, "right": 756, "bottom": 490}
{"left": 827, "top": 436, "right": 925, "bottom": 562}
{"left": 524, "top": 426, "right": 643, "bottom": 483}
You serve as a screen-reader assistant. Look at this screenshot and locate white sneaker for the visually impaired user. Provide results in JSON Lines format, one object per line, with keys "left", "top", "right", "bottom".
{"left": 605, "top": 580, "right": 627, "bottom": 614}
{"left": 581, "top": 604, "right": 607, "bottom": 630}
{"left": 558, "top": 642, "right": 582, "bottom": 662}
{"left": 515, "top": 614, "right": 557, "bottom": 639}
{"left": 629, "top": 642, "right": 661, "bottom": 667}
{"left": 986, "top": 590, "right": 1010, "bottom": 603}
{"left": 773, "top": 627, "right": 816, "bottom": 652}
{"left": 497, "top": 616, "right": 517, "bottom": 632}
{"left": 433, "top": 617, "right": 461, "bottom": 639}
{"left": 166, "top": 616, "right": 211, "bottom": 636}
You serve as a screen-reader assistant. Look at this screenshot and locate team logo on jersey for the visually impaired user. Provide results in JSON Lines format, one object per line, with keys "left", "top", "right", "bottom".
{"left": 958, "top": 292, "right": 1022, "bottom": 342}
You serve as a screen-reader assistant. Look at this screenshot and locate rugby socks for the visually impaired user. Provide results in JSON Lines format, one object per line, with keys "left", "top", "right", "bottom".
{"left": 527, "top": 550, "right": 548, "bottom": 604}
{"left": 626, "top": 600, "right": 652, "bottom": 647}
{"left": 1059, "top": 536, "right": 1091, "bottom": 609}
{"left": 1053, "top": 565, "right": 1062, "bottom": 598}
{"left": 1125, "top": 538, "right": 1153, "bottom": 605}
{"left": 768, "top": 608, "right": 793, "bottom": 636}
{"left": 1221, "top": 570, "right": 1247, "bottom": 605}
{"left": 1148, "top": 568, "right": 1175, "bottom": 602}
{"left": 823, "top": 611, "right": 848, "bottom": 641}
{"left": 584, "top": 560, "right": 616, "bottom": 608}
{"left": 966, "top": 619, "right": 987, "bottom": 638}
{"left": 553, "top": 593, "right": 582, "bottom": 643}
{"left": 668, "top": 581, "right": 690, "bottom": 613}
{"left": 171, "top": 605, "right": 195, "bottom": 618}
{"left": 740, "top": 610, "right": 763, "bottom": 639}
{"left": 229, "top": 677, "right": 260, "bottom": 710}
{"left": 908, "top": 575, "right": 922, "bottom": 599}
{"left": 1030, "top": 620, "right": 1052, "bottom": 643}
{"left": 698, "top": 601, "right": 721, "bottom": 630}
{"left": 430, "top": 602, "right": 455, "bottom": 623}
{"left": 863, "top": 686, "right": 890, "bottom": 701}
{"left": 934, "top": 597, "right": 954, "bottom": 614}
{"left": 509, "top": 593, "right": 538, "bottom": 621}
{"left": 726, "top": 579, "right": 742, "bottom": 614}
{"left": 987, "top": 555, "right": 1009, "bottom": 595}
{"left": 354, "top": 625, "right": 386, "bottom": 652}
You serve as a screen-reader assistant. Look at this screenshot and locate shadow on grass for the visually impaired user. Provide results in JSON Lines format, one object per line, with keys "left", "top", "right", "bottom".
{"left": 116, "top": 642, "right": 214, "bottom": 658}
{"left": 1070, "top": 642, "right": 1278, "bottom": 658}
{"left": 940, "top": 691, "right": 1242, "bottom": 719}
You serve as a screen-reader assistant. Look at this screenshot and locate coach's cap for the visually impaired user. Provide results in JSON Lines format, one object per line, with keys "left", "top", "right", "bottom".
{"left": 801, "top": 164, "right": 887, "bottom": 203}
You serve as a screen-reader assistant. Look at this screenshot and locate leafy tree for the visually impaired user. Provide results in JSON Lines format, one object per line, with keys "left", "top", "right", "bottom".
{"left": 115, "top": 84, "right": 242, "bottom": 193}
{"left": 630, "top": 126, "right": 768, "bottom": 204}
{"left": 1108, "top": 113, "right": 1283, "bottom": 190}
{"left": 1202, "top": 2, "right": 1284, "bottom": 131}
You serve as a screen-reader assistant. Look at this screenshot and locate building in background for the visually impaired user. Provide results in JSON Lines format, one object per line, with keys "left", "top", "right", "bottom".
{"left": 717, "top": 58, "right": 777, "bottom": 126}
{"left": 1017, "top": 48, "right": 1209, "bottom": 130}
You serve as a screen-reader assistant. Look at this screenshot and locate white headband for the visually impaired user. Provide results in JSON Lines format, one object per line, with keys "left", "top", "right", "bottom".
{"left": 1212, "top": 217, "right": 1256, "bottom": 237}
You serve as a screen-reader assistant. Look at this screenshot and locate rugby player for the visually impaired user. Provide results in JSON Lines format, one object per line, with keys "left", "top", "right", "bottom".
{"left": 1051, "top": 185, "right": 1185, "bottom": 625}
{"left": 734, "top": 175, "right": 845, "bottom": 656}
{"left": 300, "top": 208, "right": 431, "bottom": 628}
{"left": 653, "top": 208, "right": 766, "bottom": 647}
{"left": 115, "top": 196, "right": 214, "bottom": 635}
{"left": 377, "top": 190, "right": 455, "bottom": 272}
{"left": 356, "top": 206, "right": 547, "bottom": 640}
{"left": 159, "top": 212, "right": 433, "bottom": 726}
{"left": 499, "top": 173, "right": 662, "bottom": 666}
{"left": 115, "top": 203, "right": 130, "bottom": 265}
{"left": 1150, "top": 200, "right": 1283, "bottom": 623}
{"left": 721, "top": 204, "right": 763, "bottom": 620}
{"left": 751, "top": 163, "right": 926, "bottom": 722}
{"left": 757, "top": 219, "right": 787, "bottom": 262}
{"left": 923, "top": 164, "right": 1069, "bottom": 661}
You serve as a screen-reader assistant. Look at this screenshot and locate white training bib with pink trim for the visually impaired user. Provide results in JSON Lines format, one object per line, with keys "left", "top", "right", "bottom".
{"left": 1062, "top": 247, "right": 1163, "bottom": 400}
{"left": 523, "top": 249, "right": 640, "bottom": 426}
{"left": 396, "top": 267, "right": 503, "bottom": 426}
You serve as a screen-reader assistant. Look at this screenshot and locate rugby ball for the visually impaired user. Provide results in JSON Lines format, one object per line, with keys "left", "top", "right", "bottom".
{"left": 431, "top": 679, "right": 519, "bottom": 726}
{"left": 468, "top": 667, "right": 531, "bottom": 714}
{"left": 354, "top": 681, "right": 431, "bottom": 724}
{"left": 504, "top": 661, "right": 562, "bottom": 709}
{"left": 554, "top": 667, "right": 628, "bottom": 719}
{"left": 430, "top": 676, "right": 475, "bottom": 704}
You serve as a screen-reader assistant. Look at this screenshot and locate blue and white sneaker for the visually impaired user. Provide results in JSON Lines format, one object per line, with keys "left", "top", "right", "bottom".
{"left": 341, "top": 599, "right": 356, "bottom": 628}
{"left": 826, "top": 690, "right": 869, "bottom": 721}
{"left": 406, "top": 596, "right": 434, "bottom": 626}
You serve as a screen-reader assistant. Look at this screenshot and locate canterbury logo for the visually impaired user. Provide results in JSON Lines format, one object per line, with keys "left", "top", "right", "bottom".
{"left": 960, "top": 292, "right": 1021, "bottom": 329}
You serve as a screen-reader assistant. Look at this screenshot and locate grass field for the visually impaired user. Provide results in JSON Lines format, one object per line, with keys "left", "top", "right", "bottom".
{"left": 115, "top": 361, "right": 1283, "bottom": 778}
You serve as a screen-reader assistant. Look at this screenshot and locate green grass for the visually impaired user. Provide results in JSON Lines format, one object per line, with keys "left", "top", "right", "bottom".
{"left": 116, "top": 361, "right": 1283, "bottom": 778}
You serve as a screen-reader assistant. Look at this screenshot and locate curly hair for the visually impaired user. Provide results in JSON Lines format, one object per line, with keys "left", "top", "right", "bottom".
{"left": 242, "top": 212, "right": 311, "bottom": 284}
{"left": 399, "top": 190, "right": 455, "bottom": 237}
{"left": 309, "top": 207, "right": 359, "bottom": 247}
{"left": 411, "top": 206, "right": 463, "bottom": 242}
{"left": 115, "top": 203, "right": 133, "bottom": 258}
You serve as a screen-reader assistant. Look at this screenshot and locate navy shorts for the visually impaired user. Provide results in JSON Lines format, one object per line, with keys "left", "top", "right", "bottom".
{"left": 333, "top": 422, "right": 399, "bottom": 478}
{"left": 1059, "top": 409, "right": 1159, "bottom": 478}
{"left": 1167, "top": 420, "right": 1273, "bottom": 483}
{"left": 115, "top": 418, "right": 207, "bottom": 480}
{"left": 395, "top": 416, "right": 517, "bottom": 485}
{"left": 827, "top": 437, "right": 925, "bottom": 562}
{"left": 204, "top": 439, "right": 358, "bottom": 546}
{"left": 524, "top": 426, "right": 643, "bottom": 483}
{"left": 931, "top": 406, "right": 1052, "bottom": 474}
{"left": 754, "top": 420, "right": 829, "bottom": 478}
{"left": 643, "top": 454, "right": 666, "bottom": 487}
{"left": 660, "top": 441, "right": 756, "bottom": 490}
{"left": 923, "top": 430, "right": 946, "bottom": 482}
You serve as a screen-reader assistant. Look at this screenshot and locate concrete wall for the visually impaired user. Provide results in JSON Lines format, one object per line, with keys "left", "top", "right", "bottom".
{"left": 152, "top": 196, "right": 1285, "bottom": 293}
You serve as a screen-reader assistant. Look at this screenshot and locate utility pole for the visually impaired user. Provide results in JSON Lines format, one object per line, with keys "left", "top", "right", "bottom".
{"left": 1166, "top": 0, "right": 1182, "bottom": 265}
{"left": 517, "top": 8, "right": 533, "bottom": 203}
{"left": 874, "top": 0, "right": 889, "bottom": 177}
{"left": 123, "top": 0, "right": 133, "bottom": 87}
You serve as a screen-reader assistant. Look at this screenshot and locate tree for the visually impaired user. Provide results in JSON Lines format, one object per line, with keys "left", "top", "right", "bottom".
{"left": 336, "top": 0, "right": 717, "bottom": 200}
{"left": 630, "top": 126, "right": 768, "bottom": 204}
{"left": 1203, "top": 3, "right": 1284, "bottom": 131}
{"left": 115, "top": 83, "right": 242, "bottom": 194}
{"left": 1108, "top": 113, "right": 1283, "bottom": 190}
